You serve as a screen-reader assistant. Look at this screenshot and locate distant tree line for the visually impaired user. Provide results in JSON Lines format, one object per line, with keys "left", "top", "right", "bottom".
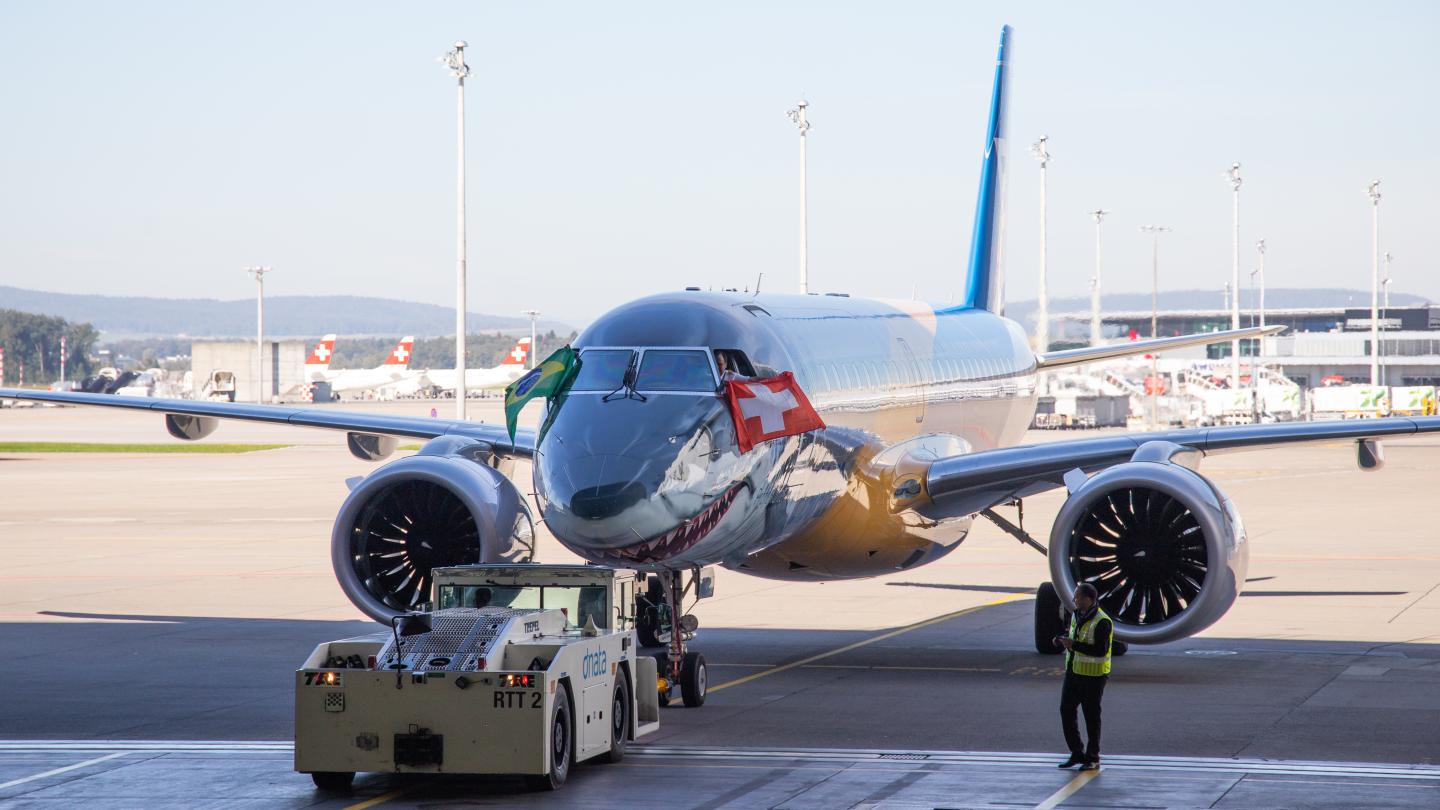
{"left": 329, "top": 331, "right": 575, "bottom": 370}
{"left": 0, "top": 309, "right": 100, "bottom": 385}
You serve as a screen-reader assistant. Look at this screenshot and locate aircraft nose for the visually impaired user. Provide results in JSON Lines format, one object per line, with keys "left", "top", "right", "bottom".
{"left": 557, "top": 454, "right": 648, "bottom": 521}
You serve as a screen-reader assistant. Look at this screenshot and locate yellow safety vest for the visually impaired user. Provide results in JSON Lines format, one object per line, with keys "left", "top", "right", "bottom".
{"left": 1066, "top": 607, "right": 1112, "bottom": 677}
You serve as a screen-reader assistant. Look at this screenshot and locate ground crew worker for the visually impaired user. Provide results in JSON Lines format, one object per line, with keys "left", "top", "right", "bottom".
{"left": 1055, "top": 582, "right": 1111, "bottom": 771}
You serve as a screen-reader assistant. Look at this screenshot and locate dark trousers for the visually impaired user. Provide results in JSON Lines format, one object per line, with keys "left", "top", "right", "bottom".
{"left": 1060, "top": 671, "right": 1107, "bottom": 760}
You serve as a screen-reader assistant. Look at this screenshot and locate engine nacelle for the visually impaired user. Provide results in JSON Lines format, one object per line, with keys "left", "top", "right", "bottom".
{"left": 331, "top": 437, "right": 535, "bottom": 622}
{"left": 1048, "top": 460, "right": 1248, "bottom": 644}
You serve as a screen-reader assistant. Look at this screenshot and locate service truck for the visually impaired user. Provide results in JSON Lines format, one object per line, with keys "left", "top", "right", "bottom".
{"left": 295, "top": 564, "right": 659, "bottom": 792}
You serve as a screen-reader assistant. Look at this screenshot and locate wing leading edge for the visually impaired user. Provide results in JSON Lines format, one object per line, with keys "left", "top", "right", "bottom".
{"left": 1036, "top": 325, "right": 1284, "bottom": 371}
{"left": 922, "top": 416, "right": 1440, "bottom": 518}
{"left": 0, "top": 389, "right": 536, "bottom": 458}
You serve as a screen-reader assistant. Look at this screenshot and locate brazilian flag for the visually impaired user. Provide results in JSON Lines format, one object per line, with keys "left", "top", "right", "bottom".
{"left": 504, "top": 345, "right": 581, "bottom": 441}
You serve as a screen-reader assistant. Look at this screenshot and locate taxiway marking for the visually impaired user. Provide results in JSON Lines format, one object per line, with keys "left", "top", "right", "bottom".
{"left": 1033, "top": 767, "right": 1100, "bottom": 809}
{"left": 0, "top": 751, "right": 130, "bottom": 791}
{"left": 708, "top": 594, "right": 1028, "bottom": 693}
{"left": 342, "top": 787, "right": 412, "bottom": 810}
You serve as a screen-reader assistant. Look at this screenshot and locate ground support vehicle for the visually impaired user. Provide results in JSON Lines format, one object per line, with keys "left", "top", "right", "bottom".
{"left": 295, "top": 564, "right": 659, "bottom": 793}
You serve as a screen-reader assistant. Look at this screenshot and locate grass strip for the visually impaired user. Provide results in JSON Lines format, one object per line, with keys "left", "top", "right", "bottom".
{"left": 0, "top": 442, "right": 290, "bottom": 454}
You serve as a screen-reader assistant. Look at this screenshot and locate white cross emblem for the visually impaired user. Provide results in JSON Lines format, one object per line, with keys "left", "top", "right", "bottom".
{"left": 738, "top": 383, "right": 797, "bottom": 434}
{"left": 312, "top": 344, "right": 331, "bottom": 362}
{"left": 392, "top": 346, "right": 410, "bottom": 363}
{"left": 510, "top": 346, "right": 527, "bottom": 363}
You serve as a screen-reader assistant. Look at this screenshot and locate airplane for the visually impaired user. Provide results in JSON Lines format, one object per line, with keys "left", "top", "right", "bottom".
{"left": 311, "top": 336, "right": 415, "bottom": 395}
{"left": 410, "top": 336, "right": 533, "bottom": 395}
{"left": 4, "top": 25, "right": 1436, "bottom": 709}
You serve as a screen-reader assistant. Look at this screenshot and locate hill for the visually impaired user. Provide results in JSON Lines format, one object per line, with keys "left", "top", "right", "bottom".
{"left": 0, "top": 286, "right": 571, "bottom": 338}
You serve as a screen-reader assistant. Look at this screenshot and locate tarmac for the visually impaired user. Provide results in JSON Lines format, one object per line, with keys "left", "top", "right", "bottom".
{"left": 1, "top": 399, "right": 1438, "bottom": 808}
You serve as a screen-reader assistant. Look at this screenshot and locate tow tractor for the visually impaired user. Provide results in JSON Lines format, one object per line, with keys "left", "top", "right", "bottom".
{"left": 295, "top": 564, "right": 670, "bottom": 792}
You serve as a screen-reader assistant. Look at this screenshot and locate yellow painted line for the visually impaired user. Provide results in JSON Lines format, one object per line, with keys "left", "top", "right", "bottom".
{"left": 708, "top": 595, "right": 1028, "bottom": 693}
{"left": 342, "top": 787, "right": 411, "bottom": 810}
{"left": 1034, "top": 768, "right": 1100, "bottom": 809}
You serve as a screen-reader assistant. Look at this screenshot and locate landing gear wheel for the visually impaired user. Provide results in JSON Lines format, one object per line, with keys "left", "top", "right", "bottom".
{"left": 602, "top": 675, "right": 630, "bottom": 763}
{"left": 309, "top": 772, "right": 355, "bottom": 792}
{"left": 529, "top": 682, "right": 572, "bottom": 791}
{"left": 680, "top": 651, "right": 707, "bottom": 707}
{"left": 1034, "top": 582, "right": 1066, "bottom": 655}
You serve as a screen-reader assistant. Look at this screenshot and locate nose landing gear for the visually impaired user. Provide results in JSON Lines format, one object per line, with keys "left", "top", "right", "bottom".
{"left": 645, "top": 568, "right": 708, "bottom": 708}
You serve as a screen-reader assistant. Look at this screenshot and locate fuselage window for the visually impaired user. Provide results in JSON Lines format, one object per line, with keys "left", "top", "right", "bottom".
{"left": 572, "top": 349, "right": 635, "bottom": 391}
{"left": 636, "top": 349, "right": 717, "bottom": 391}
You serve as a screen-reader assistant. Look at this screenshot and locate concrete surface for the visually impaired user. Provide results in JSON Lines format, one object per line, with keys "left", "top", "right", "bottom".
{"left": 1, "top": 402, "right": 1438, "bottom": 808}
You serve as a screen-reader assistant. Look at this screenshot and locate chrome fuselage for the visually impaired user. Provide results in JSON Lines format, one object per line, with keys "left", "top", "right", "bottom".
{"left": 533, "top": 290, "right": 1039, "bottom": 580}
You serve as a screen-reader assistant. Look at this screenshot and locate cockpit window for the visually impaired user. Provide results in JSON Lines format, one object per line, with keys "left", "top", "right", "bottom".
{"left": 572, "top": 349, "right": 635, "bottom": 391}
{"left": 636, "top": 350, "right": 716, "bottom": 391}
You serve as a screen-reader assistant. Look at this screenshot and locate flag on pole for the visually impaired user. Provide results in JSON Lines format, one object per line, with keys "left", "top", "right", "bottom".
{"left": 504, "top": 345, "right": 581, "bottom": 442}
{"left": 723, "top": 371, "right": 825, "bottom": 453}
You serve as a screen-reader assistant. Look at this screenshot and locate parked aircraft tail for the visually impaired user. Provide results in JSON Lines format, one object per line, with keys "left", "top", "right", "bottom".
{"left": 305, "top": 334, "right": 336, "bottom": 370}
{"left": 500, "top": 337, "right": 532, "bottom": 368}
{"left": 383, "top": 337, "right": 415, "bottom": 368}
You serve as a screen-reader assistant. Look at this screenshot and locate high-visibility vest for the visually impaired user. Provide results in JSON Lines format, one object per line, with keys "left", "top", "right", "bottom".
{"left": 1066, "top": 607, "right": 1112, "bottom": 677}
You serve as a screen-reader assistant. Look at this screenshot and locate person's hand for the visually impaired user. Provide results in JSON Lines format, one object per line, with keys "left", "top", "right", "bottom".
{"left": 1058, "top": 638, "right": 1073, "bottom": 650}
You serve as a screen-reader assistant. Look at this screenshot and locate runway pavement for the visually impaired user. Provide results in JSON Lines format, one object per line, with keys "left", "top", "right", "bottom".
{"left": 1, "top": 401, "right": 1438, "bottom": 807}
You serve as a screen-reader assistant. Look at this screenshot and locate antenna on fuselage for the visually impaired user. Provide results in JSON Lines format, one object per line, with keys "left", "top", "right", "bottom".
{"left": 755, "top": 273, "right": 763, "bottom": 295}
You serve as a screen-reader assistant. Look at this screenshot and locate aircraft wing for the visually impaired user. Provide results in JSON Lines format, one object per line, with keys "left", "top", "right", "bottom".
{"left": 0, "top": 388, "right": 536, "bottom": 459}
{"left": 922, "top": 416, "right": 1440, "bottom": 518}
{"left": 1036, "top": 325, "right": 1283, "bottom": 371}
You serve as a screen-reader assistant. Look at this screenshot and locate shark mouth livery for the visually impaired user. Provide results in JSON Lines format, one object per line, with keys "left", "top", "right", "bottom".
{"left": 591, "top": 482, "right": 748, "bottom": 565}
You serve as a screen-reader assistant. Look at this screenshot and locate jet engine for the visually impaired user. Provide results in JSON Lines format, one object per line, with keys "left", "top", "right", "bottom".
{"left": 1048, "top": 456, "right": 1247, "bottom": 644}
{"left": 331, "top": 436, "right": 535, "bottom": 622}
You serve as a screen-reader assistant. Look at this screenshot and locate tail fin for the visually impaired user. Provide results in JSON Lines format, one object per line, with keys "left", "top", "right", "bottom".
{"left": 383, "top": 337, "right": 414, "bottom": 368}
{"left": 305, "top": 334, "right": 336, "bottom": 370}
{"left": 956, "top": 25, "right": 1011, "bottom": 313}
{"left": 500, "top": 337, "right": 532, "bottom": 368}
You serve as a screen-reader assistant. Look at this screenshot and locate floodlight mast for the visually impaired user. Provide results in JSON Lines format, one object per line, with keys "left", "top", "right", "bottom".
{"left": 1226, "top": 163, "right": 1242, "bottom": 388}
{"left": 1255, "top": 238, "right": 1267, "bottom": 403}
{"left": 245, "top": 266, "right": 274, "bottom": 404}
{"left": 521, "top": 309, "right": 541, "bottom": 369}
{"left": 1367, "top": 180, "right": 1382, "bottom": 385}
{"left": 444, "top": 41, "right": 471, "bottom": 418}
{"left": 787, "top": 101, "right": 811, "bottom": 294}
{"left": 1088, "top": 209, "right": 1110, "bottom": 347}
{"left": 1030, "top": 136, "right": 1050, "bottom": 360}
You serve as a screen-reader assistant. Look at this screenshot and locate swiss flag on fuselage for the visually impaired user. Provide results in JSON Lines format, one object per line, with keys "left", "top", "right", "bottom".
{"left": 723, "top": 372, "right": 825, "bottom": 453}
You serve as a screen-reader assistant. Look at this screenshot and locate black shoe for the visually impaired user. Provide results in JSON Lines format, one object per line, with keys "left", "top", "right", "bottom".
{"left": 1058, "top": 754, "right": 1084, "bottom": 769}
{"left": 1080, "top": 759, "right": 1100, "bottom": 771}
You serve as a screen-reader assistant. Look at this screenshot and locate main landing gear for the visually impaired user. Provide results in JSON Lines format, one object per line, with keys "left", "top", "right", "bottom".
{"left": 637, "top": 569, "right": 707, "bottom": 707}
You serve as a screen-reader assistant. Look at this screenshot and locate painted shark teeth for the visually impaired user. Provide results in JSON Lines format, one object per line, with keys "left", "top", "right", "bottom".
{"left": 601, "top": 483, "right": 744, "bottom": 564}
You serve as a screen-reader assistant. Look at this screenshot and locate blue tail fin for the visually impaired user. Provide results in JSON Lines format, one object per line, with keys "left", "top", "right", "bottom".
{"left": 954, "top": 25, "right": 1010, "bottom": 313}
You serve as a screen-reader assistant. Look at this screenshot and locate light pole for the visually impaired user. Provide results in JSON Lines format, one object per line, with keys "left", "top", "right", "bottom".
{"left": 787, "top": 100, "right": 811, "bottom": 294}
{"left": 245, "top": 266, "right": 273, "bottom": 404}
{"left": 1089, "top": 209, "right": 1110, "bottom": 347}
{"left": 521, "top": 309, "right": 541, "bottom": 369}
{"left": 1255, "top": 238, "right": 1267, "bottom": 398}
{"left": 443, "top": 41, "right": 470, "bottom": 418}
{"left": 1226, "top": 163, "right": 1242, "bottom": 387}
{"left": 1367, "top": 180, "right": 1381, "bottom": 385}
{"left": 1140, "top": 225, "right": 1170, "bottom": 429}
{"left": 1031, "top": 136, "right": 1050, "bottom": 358}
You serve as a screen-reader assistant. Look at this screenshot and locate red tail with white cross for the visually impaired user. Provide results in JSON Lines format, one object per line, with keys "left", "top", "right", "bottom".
{"left": 383, "top": 337, "right": 415, "bottom": 368}
{"left": 500, "top": 338, "right": 532, "bottom": 368}
{"left": 723, "top": 372, "right": 825, "bottom": 453}
{"left": 305, "top": 334, "right": 336, "bottom": 370}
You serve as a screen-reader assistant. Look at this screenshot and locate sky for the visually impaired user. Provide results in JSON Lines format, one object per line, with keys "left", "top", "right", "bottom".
{"left": 1, "top": 1, "right": 1437, "bottom": 327}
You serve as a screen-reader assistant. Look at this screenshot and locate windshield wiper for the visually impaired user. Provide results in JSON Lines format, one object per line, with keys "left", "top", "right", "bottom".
{"left": 603, "top": 353, "right": 648, "bottom": 403}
